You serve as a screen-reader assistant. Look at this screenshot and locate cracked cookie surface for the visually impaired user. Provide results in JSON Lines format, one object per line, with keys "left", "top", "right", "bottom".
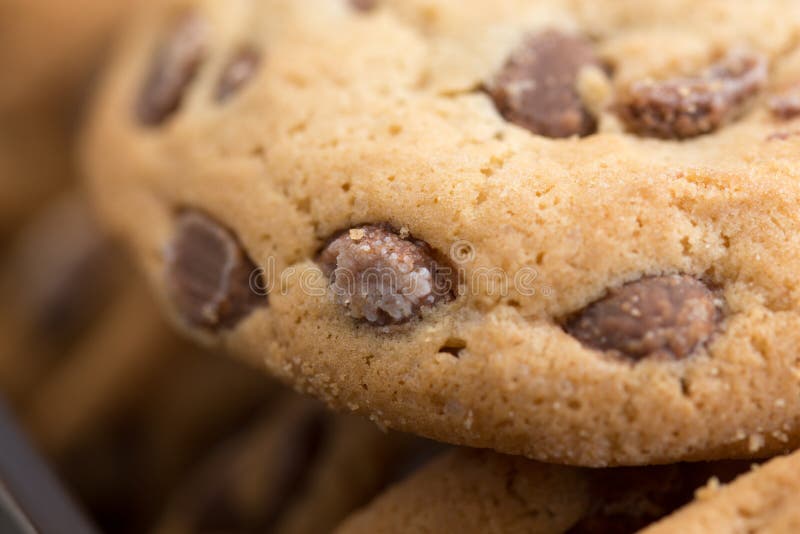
{"left": 84, "top": 0, "right": 800, "bottom": 466}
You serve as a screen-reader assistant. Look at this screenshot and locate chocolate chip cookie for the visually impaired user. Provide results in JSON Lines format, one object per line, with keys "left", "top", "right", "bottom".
{"left": 337, "top": 448, "right": 752, "bottom": 534}
{"left": 84, "top": 0, "right": 800, "bottom": 465}
{"left": 643, "top": 449, "right": 800, "bottom": 534}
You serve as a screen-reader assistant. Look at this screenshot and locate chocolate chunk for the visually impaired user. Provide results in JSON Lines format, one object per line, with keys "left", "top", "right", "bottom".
{"left": 769, "top": 85, "right": 800, "bottom": 121}
{"left": 618, "top": 51, "right": 767, "bottom": 139}
{"left": 350, "top": 0, "right": 377, "bottom": 11}
{"left": 565, "top": 275, "right": 719, "bottom": 361}
{"left": 215, "top": 46, "right": 261, "bottom": 103}
{"left": 136, "top": 13, "right": 209, "bottom": 126}
{"left": 487, "top": 30, "right": 601, "bottom": 138}
{"left": 317, "top": 225, "right": 454, "bottom": 326}
{"left": 166, "top": 211, "right": 267, "bottom": 330}
{"left": 568, "top": 462, "right": 749, "bottom": 534}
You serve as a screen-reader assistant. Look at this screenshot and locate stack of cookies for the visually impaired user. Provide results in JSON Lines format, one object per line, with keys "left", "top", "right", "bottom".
{"left": 1, "top": 190, "right": 436, "bottom": 533}
{"left": 4, "top": 0, "right": 800, "bottom": 532}
{"left": 1, "top": 1, "right": 437, "bottom": 532}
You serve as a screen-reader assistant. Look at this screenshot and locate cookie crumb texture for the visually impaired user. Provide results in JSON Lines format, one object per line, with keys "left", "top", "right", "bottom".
{"left": 85, "top": 0, "right": 800, "bottom": 466}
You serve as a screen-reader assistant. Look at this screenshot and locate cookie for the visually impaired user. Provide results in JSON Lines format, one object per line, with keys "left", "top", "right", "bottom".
{"left": 0, "top": 112, "right": 74, "bottom": 240}
{"left": 58, "top": 351, "right": 277, "bottom": 534}
{"left": 643, "top": 450, "right": 800, "bottom": 534}
{"left": 155, "top": 395, "right": 437, "bottom": 534}
{"left": 0, "top": 193, "right": 122, "bottom": 405}
{"left": 0, "top": 0, "right": 143, "bottom": 238}
{"left": 0, "top": 0, "right": 139, "bottom": 111}
{"left": 336, "top": 447, "right": 752, "bottom": 534}
{"left": 21, "top": 271, "right": 177, "bottom": 457}
{"left": 0, "top": 190, "right": 263, "bottom": 455}
{"left": 84, "top": 0, "right": 800, "bottom": 465}
{"left": 0, "top": 191, "right": 284, "bottom": 532}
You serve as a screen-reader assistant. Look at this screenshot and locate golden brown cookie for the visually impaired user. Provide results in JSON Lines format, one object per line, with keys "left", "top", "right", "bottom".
{"left": 336, "top": 448, "right": 753, "bottom": 534}
{"left": 643, "top": 450, "right": 800, "bottom": 534}
{"left": 84, "top": 0, "right": 800, "bottom": 465}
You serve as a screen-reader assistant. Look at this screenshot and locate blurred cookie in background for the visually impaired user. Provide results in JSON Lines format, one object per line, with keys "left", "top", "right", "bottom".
{"left": 0, "top": 0, "right": 138, "bottom": 111}
{"left": 55, "top": 349, "right": 278, "bottom": 534}
{"left": 0, "top": 190, "right": 276, "bottom": 532}
{"left": 336, "top": 448, "right": 753, "bottom": 534}
{"left": 0, "top": 191, "right": 122, "bottom": 406}
{"left": 0, "top": 0, "right": 140, "bottom": 240}
{"left": 0, "top": 189, "right": 437, "bottom": 534}
{"left": 0, "top": 114, "right": 75, "bottom": 243}
{"left": 156, "top": 395, "right": 441, "bottom": 534}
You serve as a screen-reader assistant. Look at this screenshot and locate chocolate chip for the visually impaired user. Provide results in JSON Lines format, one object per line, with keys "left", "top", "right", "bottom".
{"left": 487, "top": 30, "right": 601, "bottom": 138}
{"left": 565, "top": 275, "right": 719, "bottom": 361}
{"left": 769, "top": 85, "right": 800, "bottom": 121}
{"left": 350, "top": 0, "right": 377, "bottom": 11}
{"left": 166, "top": 211, "right": 267, "bottom": 330}
{"left": 317, "top": 225, "right": 454, "bottom": 326}
{"left": 136, "top": 13, "right": 209, "bottom": 126}
{"left": 767, "top": 130, "right": 800, "bottom": 141}
{"left": 215, "top": 46, "right": 261, "bottom": 103}
{"left": 618, "top": 51, "right": 767, "bottom": 139}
